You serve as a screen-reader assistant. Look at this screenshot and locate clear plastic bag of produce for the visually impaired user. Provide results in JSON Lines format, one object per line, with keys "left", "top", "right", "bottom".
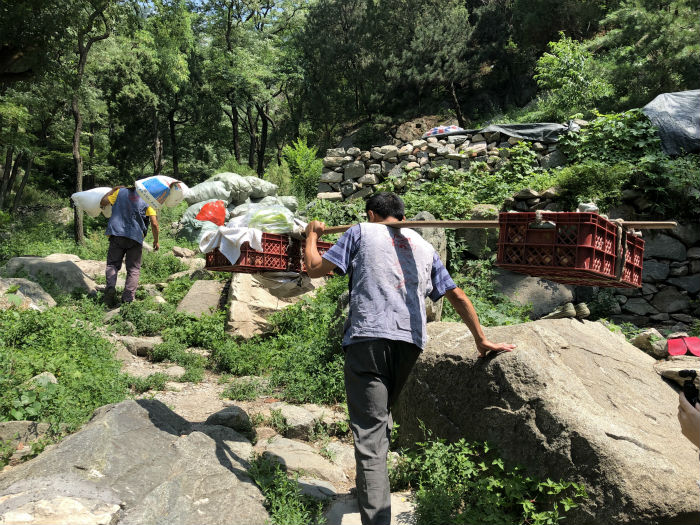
{"left": 237, "top": 204, "right": 295, "bottom": 233}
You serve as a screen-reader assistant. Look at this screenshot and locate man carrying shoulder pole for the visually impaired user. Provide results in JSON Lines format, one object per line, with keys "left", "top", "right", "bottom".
{"left": 304, "top": 191, "right": 516, "bottom": 525}
{"left": 100, "top": 185, "right": 159, "bottom": 308}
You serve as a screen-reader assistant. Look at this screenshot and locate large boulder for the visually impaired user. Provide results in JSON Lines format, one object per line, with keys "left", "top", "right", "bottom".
{"left": 393, "top": 320, "right": 699, "bottom": 525}
{"left": 3, "top": 254, "right": 96, "bottom": 295}
{"left": 411, "top": 211, "right": 447, "bottom": 322}
{"left": 494, "top": 268, "right": 574, "bottom": 318}
{"left": 0, "top": 400, "right": 268, "bottom": 525}
{"left": 176, "top": 279, "right": 225, "bottom": 318}
{"left": 0, "top": 278, "right": 56, "bottom": 311}
{"left": 455, "top": 204, "right": 499, "bottom": 259}
{"left": 227, "top": 273, "right": 294, "bottom": 339}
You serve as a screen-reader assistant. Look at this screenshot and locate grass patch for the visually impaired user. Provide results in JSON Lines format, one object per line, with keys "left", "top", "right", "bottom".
{"left": 248, "top": 454, "right": 325, "bottom": 525}
{"left": 150, "top": 340, "right": 206, "bottom": 383}
{"left": 0, "top": 307, "right": 129, "bottom": 432}
{"left": 390, "top": 434, "right": 587, "bottom": 525}
{"left": 126, "top": 373, "right": 169, "bottom": 393}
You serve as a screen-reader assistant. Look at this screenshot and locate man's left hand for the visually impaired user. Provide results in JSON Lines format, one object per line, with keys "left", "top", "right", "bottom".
{"left": 476, "top": 339, "right": 516, "bottom": 358}
{"left": 153, "top": 242, "right": 160, "bottom": 252}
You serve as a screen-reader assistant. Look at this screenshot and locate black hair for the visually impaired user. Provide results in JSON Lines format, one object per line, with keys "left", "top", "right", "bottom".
{"left": 365, "top": 192, "right": 405, "bottom": 220}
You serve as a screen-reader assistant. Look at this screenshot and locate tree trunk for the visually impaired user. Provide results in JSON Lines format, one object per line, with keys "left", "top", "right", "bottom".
{"left": 449, "top": 82, "right": 466, "bottom": 128}
{"left": 3, "top": 150, "right": 24, "bottom": 207}
{"left": 12, "top": 155, "right": 33, "bottom": 214}
{"left": 232, "top": 105, "right": 240, "bottom": 163}
{"left": 72, "top": 93, "right": 85, "bottom": 244}
{"left": 152, "top": 110, "right": 164, "bottom": 174}
{"left": 256, "top": 104, "right": 268, "bottom": 176}
{"left": 168, "top": 110, "right": 179, "bottom": 177}
{"left": 0, "top": 146, "right": 14, "bottom": 209}
{"left": 246, "top": 106, "right": 257, "bottom": 170}
{"left": 85, "top": 121, "right": 96, "bottom": 188}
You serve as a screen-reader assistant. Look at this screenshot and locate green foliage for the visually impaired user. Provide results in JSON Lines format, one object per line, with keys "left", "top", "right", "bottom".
{"left": 533, "top": 33, "right": 613, "bottom": 121}
{"left": 390, "top": 436, "right": 587, "bottom": 525}
{"left": 0, "top": 308, "right": 128, "bottom": 431}
{"left": 497, "top": 142, "right": 540, "bottom": 184}
{"left": 559, "top": 109, "right": 661, "bottom": 164}
{"left": 552, "top": 161, "right": 631, "bottom": 212}
{"left": 126, "top": 373, "right": 168, "bottom": 394}
{"left": 221, "top": 377, "right": 269, "bottom": 401}
{"left": 150, "top": 340, "right": 206, "bottom": 383}
{"left": 306, "top": 198, "right": 366, "bottom": 226}
{"left": 162, "top": 277, "right": 195, "bottom": 304}
{"left": 211, "top": 276, "right": 348, "bottom": 404}
{"left": 218, "top": 156, "right": 259, "bottom": 178}
{"left": 265, "top": 160, "right": 294, "bottom": 196}
{"left": 248, "top": 454, "right": 325, "bottom": 525}
{"left": 443, "top": 259, "right": 532, "bottom": 327}
{"left": 282, "top": 138, "right": 323, "bottom": 202}
{"left": 139, "top": 252, "right": 187, "bottom": 284}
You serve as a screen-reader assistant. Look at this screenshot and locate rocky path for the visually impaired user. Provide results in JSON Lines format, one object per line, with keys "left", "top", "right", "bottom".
{"left": 112, "top": 326, "right": 416, "bottom": 525}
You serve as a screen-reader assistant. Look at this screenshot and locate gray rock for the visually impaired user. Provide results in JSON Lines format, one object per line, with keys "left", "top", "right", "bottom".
{"left": 672, "top": 313, "right": 696, "bottom": 323}
{"left": 622, "top": 298, "right": 659, "bottom": 316}
{"left": 358, "top": 174, "right": 379, "bottom": 185}
{"left": 323, "top": 156, "right": 346, "bottom": 168}
{"left": 629, "top": 328, "right": 667, "bottom": 359}
{"left": 346, "top": 147, "right": 361, "bottom": 157}
{"left": 687, "top": 247, "right": 700, "bottom": 260}
{"left": 298, "top": 478, "right": 337, "bottom": 501}
{"left": 448, "top": 135, "right": 468, "bottom": 145}
{"left": 0, "top": 278, "right": 56, "bottom": 310}
{"left": 260, "top": 436, "right": 347, "bottom": 483}
{"left": 381, "top": 161, "right": 396, "bottom": 174}
{"left": 645, "top": 233, "right": 687, "bottom": 261}
{"left": 318, "top": 182, "right": 334, "bottom": 193}
{"left": 176, "top": 279, "right": 224, "bottom": 318}
{"left": 456, "top": 204, "right": 499, "bottom": 258}
{"left": 344, "top": 161, "right": 365, "bottom": 180}
{"left": 317, "top": 192, "right": 343, "bottom": 201}
{"left": 326, "top": 148, "right": 346, "bottom": 157}
{"left": 655, "top": 356, "right": 700, "bottom": 388}
{"left": 669, "top": 222, "right": 700, "bottom": 246}
{"left": 642, "top": 260, "right": 670, "bottom": 282}
{"left": 325, "top": 492, "right": 415, "bottom": 525}
{"left": 320, "top": 171, "right": 343, "bottom": 183}
{"left": 539, "top": 150, "right": 567, "bottom": 169}
{"left": 461, "top": 142, "right": 487, "bottom": 156}
{"left": 367, "top": 164, "right": 382, "bottom": 175}
{"left": 115, "top": 335, "right": 163, "bottom": 357}
{"left": 667, "top": 275, "right": 700, "bottom": 294}
{"left": 410, "top": 211, "right": 447, "bottom": 322}
{"left": 348, "top": 187, "right": 373, "bottom": 201}
{"left": 0, "top": 400, "right": 268, "bottom": 525}
{"left": 323, "top": 441, "right": 356, "bottom": 471}
{"left": 393, "top": 320, "right": 699, "bottom": 525}
{"left": 4, "top": 255, "right": 96, "bottom": 295}
{"left": 515, "top": 188, "right": 539, "bottom": 199}
{"left": 205, "top": 406, "right": 251, "bottom": 433}
{"left": 0, "top": 421, "right": 50, "bottom": 445}
{"left": 340, "top": 180, "right": 357, "bottom": 196}
{"left": 494, "top": 269, "right": 573, "bottom": 319}
{"left": 267, "top": 402, "right": 317, "bottom": 439}
{"left": 649, "top": 313, "right": 670, "bottom": 322}
{"left": 172, "top": 246, "right": 195, "bottom": 258}
{"left": 651, "top": 287, "right": 691, "bottom": 313}
{"left": 691, "top": 260, "right": 700, "bottom": 274}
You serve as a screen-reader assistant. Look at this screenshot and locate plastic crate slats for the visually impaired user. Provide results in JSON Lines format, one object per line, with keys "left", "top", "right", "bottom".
{"left": 497, "top": 212, "right": 644, "bottom": 288}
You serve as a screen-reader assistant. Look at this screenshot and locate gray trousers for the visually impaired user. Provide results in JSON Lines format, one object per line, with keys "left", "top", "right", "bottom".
{"left": 344, "top": 339, "right": 421, "bottom": 525}
{"left": 106, "top": 235, "right": 143, "bottom": 302}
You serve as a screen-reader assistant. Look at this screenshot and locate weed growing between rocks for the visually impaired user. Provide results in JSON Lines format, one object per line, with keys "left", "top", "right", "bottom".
{"left": 126, "top": 373, "right": 169, "bottom": 394}
{"left": 248, "top": 454, "right": 326, "bottom": 525}
{"left": 390, "top": 434, "right": 587, "bottom": 525}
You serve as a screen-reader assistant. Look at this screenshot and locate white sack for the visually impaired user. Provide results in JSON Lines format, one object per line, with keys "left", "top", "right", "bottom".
{"left": 71, "top": 187, "right": 112, "bottom": 218}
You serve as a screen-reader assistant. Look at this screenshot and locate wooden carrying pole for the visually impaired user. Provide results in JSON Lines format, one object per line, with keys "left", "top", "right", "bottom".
{"left": 321, "top": 220, "right": 678, "bottom": 236}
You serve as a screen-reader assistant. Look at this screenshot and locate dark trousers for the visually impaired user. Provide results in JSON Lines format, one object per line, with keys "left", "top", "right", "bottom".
{"left": 106, "top": 235, "right": 143, "bottom": 302}
{"left": 344, "top": 339, "right": 421, "bottom": 525}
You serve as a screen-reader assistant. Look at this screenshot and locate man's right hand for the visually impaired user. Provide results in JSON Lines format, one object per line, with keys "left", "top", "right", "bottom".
{"left": 306, "top": 220, "right": 326, "bottom": 237}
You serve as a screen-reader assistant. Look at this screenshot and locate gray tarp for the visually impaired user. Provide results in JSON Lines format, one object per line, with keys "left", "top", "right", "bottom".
{"left": 642, "top": 90, "right": 700, "bottom": 156}
{"left": 427, "top": 122, "right": 578, "bottom": 144}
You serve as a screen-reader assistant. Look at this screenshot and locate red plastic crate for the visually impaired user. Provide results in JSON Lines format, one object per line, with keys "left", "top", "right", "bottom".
{"left": 289, "top": 240, "right": 334, "bottom": 274}
{"left": 205, "top": 233, "right": 294, "bottom": 273}
{"left": 496, "top": 212, "right": 644, "bottom": 288}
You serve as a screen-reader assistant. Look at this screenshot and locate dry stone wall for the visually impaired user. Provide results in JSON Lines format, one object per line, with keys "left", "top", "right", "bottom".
{"left": 317, "top": 131, "right": 566, "bottom": 202}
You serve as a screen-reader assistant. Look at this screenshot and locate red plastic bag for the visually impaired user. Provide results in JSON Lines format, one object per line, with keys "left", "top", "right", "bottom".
{"left": 195, "top": 200, "right": 226, "bottom": 226}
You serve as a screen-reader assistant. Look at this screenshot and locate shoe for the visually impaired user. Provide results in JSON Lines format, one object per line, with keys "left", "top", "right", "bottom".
{"left": 574, "top": 303, "right": 590, "bottom": 319}
{"left": 103, "top": 287, "right": 118, "bottom": 308}
{"left": 541, "top": 302, "right": 576, "bottom": 320}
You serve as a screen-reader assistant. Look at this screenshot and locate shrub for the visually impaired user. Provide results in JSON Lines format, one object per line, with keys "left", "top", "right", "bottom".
{"left": 282, "top": 138, "right": 323, "bottom": 202}
{"left": 552, "top": 160, "right": 631, "bottom": 212}
{"left": 217, "top": 156, "right": 258, "bottom": 178}
{"left": 390, "top": 436, "right": 587, "bottom": 525}
{"left": 264, "top": 160, "right": 293, "bottom": 196}
{"left": 559, "top": 109, "right": 661, "bottom": 165}
{"left": 0, "top": 308, "right": 128, "bottom": 431}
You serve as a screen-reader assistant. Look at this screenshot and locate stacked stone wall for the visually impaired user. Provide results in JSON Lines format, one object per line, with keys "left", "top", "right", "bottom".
{"left": 317, "top": 131, "right": 567, "bottom": 202}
